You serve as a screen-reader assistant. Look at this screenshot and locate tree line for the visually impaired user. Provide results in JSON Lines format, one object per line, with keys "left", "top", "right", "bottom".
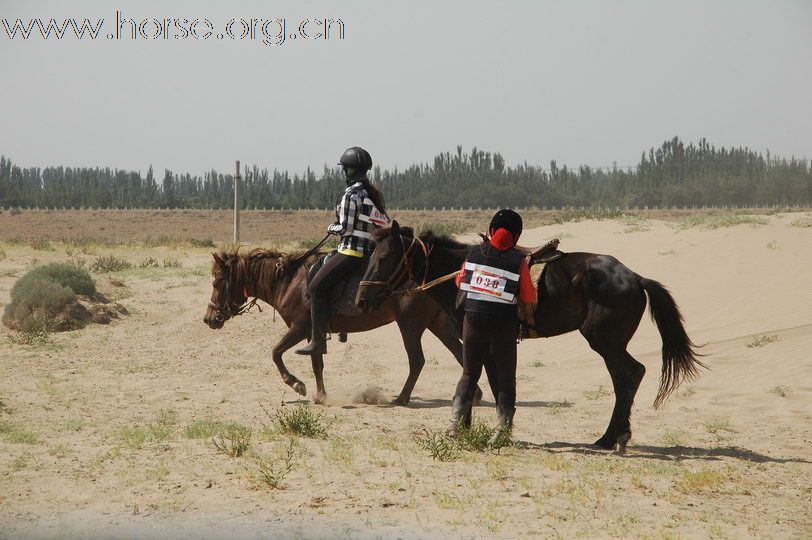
{"left": 1, "top": 137, "right": 809, "bottom": 210}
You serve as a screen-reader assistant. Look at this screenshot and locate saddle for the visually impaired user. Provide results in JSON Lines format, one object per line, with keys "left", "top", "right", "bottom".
{"left": 477, "top": 234, "right": 564, "bottom": 266}
{"left": 304, "top": 250, "right": 370, "bottom": 318}
{"left": 522, "top": 238, "right": 564, "bottom": 267}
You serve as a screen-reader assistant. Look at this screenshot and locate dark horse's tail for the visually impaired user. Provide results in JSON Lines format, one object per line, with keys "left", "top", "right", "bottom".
{"left": 640, "top": 278, "right": 706, "bottom": 408}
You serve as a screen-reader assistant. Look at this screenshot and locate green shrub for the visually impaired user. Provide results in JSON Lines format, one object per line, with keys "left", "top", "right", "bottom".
{"left": 30, "top": 238, "right": 54, "bottom": 251}
{"left": 90, "top": 255, "right": 132, "bottom": 272}
{"left": 553, "top": 207, "right": 625, "bottom": 224}
{"left": 270, "top": 404, "right": 329, "bottom": 438}
{"left": 415, "top": 430, "right": 461, "bottom": 462}
{"left": 4, "top": 277, "right": 74, "bottom": 324}
{"left": 185, "top": 418, "right": 225, "bottom": 439}
{"left": 8, "top": 314, "right": 51, "bottom": 344}
{"left": 212, "top": 423, "right": 252, "bottom": 457}
{"left": 254, "top": 440, "right": 296, "bottom": 489}
{"left": 189, "top": 238, "right": 216, "bottom": 248}
{"left": 17, "top": 262, "right": 96, "bottom": 296}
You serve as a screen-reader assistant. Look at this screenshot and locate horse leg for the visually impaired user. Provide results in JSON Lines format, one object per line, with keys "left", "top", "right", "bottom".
{"left": 393, "top": 319, "right": 427, "bottom": 406}
{"left": 310, "top": 353, "right": 327, "bottom": 405}
{"left": 427, "top": 314, "right": 485, "bottom": 405}
{"left": 272, "top": 325, "right": 309, "bottom": 397}
{"left": 583, "top": 335, "right": 645, "bottom": 451}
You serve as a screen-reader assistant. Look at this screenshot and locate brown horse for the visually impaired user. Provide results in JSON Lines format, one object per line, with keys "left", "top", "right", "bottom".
{"left": 203, "top": 246, "right": 481, "bottom": 405}
{"left": 356, "top": 222, "right": 705, "bottom": 451}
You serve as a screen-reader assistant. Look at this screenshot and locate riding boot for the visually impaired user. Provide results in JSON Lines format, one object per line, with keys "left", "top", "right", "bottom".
{"left": 295, "top": 298, "right": 329, "bottom": 355}
{"left": 489, "top": 405, "right": 516, "bottom": 446}
{"left": 446, "top": 395, "right": 473, "bottom": 436}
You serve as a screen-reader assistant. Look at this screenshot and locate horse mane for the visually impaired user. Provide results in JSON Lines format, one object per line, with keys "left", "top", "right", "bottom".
{"left": 211, "top": 246, "right": 323, "bottom": 300}
{"left": 371, "top": 225, "right": 471, "bottom": 251}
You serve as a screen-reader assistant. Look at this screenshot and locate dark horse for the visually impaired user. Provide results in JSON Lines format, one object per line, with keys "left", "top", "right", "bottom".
{"left": 203, "top": 246, "right": 482, "bottom": 405}
{"left": 356, "top": 222, "right": 705, "bottom": 451}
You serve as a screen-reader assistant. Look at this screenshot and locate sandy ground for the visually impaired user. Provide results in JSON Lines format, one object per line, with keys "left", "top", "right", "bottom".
{"left": 0, "top": 212, "right": 810, "bottom": 539}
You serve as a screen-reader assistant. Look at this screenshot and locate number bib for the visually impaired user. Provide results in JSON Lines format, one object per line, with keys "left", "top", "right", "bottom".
{"left": 469, "top": 269, "right": 509, "bottom": 299}
{"left": 460, "top": 261, "right": 519, "bottom": 304}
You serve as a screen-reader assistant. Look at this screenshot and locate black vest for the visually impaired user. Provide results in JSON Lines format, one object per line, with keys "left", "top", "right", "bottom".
{"left": 460, "top": 243, "right": 525, "bottom": 322}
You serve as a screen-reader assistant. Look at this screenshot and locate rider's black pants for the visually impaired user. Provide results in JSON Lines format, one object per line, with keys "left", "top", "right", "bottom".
{"left": 454, "top": 314, "right": 518, "bottom": 424}
{"left": 309, "top": 252, "right": 362, "bottom": 300}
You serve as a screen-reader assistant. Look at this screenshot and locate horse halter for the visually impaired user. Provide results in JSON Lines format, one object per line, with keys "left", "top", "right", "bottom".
{"left": 359, "top": 235, "right": 431, "bottom": 299}
{"left": 208, "top": 260, "right": 260, "bottom": 322}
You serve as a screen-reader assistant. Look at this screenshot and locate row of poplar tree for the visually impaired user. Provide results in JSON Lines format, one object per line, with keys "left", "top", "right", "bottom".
{"left": 1, "top": 137, "right": 809, "bottom": 210}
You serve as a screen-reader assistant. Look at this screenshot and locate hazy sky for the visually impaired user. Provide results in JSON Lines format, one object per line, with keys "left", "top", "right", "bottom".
{"left": 1, "top": 0, "right": 810, "bottom": 177}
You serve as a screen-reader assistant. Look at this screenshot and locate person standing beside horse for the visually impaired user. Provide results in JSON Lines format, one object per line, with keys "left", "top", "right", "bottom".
{"left": 295, "top": 146, "right": 390, "bottom": 355}
{"left": 448, "top": 209, "right": 537, "bottom": 443}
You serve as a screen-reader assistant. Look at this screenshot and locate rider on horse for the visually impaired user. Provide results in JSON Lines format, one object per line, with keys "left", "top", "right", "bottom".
{"left": 449, "top": 209, "right": 537, "bottom": 441}
{"left": 295, "top": 146, "right": 390, "bottom": 356}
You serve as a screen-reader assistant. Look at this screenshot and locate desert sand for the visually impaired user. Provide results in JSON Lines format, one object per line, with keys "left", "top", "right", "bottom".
{"left": 0, "top": 212, "right": 810, "bottom": 539}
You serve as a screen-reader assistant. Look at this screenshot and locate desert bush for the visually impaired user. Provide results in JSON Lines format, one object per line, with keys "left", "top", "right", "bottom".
{"left": 0, "top": 420, "right": 39, "bottom": 444}
{"left": 7, "top": 315, "right": 51, "bottom": 344}
{"left": 189, "top": 238, "right": 216, "bottom": 248}
{"left": 767, "top": 385, "right": 790, "bottom": 397}
{"left": 185, "top": 418, "right": 225, "bottom": 439}
{"left": 212, "top": 423, "right": 252, "bottom": 457}
{"left": 90, "top": 255, "right": 132, "bottom": 272}
{"left": 4, "top": 277, "right": 75, "bottom": 324}
{"left": 162, "top": 258, "right": 181, "bottom": 268}
{"left": 675, "top": 214, "right": 768, "bottom": 230}
{"left": 139, "top": 257, "right": 160, "bottom": 268}
{"left": 457, "top": 419, "right": 512, "bottom": 451}
{"left": 415, "top": 417, "right": 512, "bottom": 461}
{"left": 120, "top": 426, "right": 148, "bottom": 449}
{"left": 269, "top": 404, "right": 329, "bottom": 438}
{"left": 17, "top": 262, "right": 96, "bottom": 296}
{"left": 553, "top": 207, "right": 625, "bottom": 224}
{"left": 3, "top": 263, "right": 98, "bottom": 330}
{"left": 30, "top": 238, "right": 54, "bottom": 251}
{"left": 148, "top": 409, "right": 178, "bottom": 442}
{"left": 747, "top": 334, "right": 779, "bottom": 348}
{"left": 253, "top": 439, "right": 296, "bottom": 489}
{"left": 415, "top": 430, "right": 460, "bottom": 462}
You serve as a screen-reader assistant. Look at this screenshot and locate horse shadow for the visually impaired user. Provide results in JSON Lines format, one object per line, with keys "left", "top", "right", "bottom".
{"left": 349, "top": 398, "right": 573, "bottom": 410}
{"left": 518, "top": 440, "right": 811, "bottom": 465}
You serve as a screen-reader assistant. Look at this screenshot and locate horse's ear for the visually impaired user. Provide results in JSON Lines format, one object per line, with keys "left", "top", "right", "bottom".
{"left": 212, "top": 251, "right": 223, "bottom": 263}
{"left": 391, "top": 220, "right": 401, "bottom": 238}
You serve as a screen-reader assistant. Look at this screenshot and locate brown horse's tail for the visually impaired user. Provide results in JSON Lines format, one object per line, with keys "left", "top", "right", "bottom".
{"left": 640, "top": 278, "right": 706, "bottom": 408}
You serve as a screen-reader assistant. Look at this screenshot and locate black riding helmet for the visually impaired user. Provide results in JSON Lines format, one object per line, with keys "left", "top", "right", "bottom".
{"left": 489, "top": 209, "right": 523, "bottom": 239}
{"left": 339, "top": 146, "right": 372, "bottom": 171}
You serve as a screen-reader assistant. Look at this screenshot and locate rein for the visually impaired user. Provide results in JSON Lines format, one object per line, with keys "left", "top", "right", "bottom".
{"left": 359, "top": 235, "right": 454, "bottom": 298}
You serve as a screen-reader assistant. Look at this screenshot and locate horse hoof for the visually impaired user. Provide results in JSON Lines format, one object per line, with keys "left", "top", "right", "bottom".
{"left": 314, "top": 393, "right": 327, "bottom": 405}
{"left": 615, "top": 431, "right": 631, "bottom": 454}
{"left": 292, "top": 381, "right": 307, "bottom": 396}
{"left": 392, "top": 397, "right": 409, "bottom": 407}
{"left": 593, "top": 436, "right": 617, "bottom": 451}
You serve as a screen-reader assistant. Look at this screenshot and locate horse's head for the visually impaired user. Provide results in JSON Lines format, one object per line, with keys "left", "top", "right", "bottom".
{"left": 204, "top": 250, "right": 248, "bottom": 329}
{"left": 356, "top": 220, "right": 414, "bottom": 313}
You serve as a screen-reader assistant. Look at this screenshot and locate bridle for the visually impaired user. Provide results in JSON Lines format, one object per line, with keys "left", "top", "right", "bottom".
{"left": 207, "top": 259, "right": 261, "bottom": 323}
{"left": 358, "top": 234, "right": 434, "bottom": 299}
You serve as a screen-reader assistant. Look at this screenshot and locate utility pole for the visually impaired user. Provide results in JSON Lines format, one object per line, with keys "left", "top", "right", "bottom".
{"left": 234, "top": 160, "right": 241, "bottom": 243}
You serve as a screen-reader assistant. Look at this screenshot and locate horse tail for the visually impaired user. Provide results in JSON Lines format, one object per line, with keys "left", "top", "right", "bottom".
{"left": 640, "top": 278, "right": 706, "bottom": 408}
